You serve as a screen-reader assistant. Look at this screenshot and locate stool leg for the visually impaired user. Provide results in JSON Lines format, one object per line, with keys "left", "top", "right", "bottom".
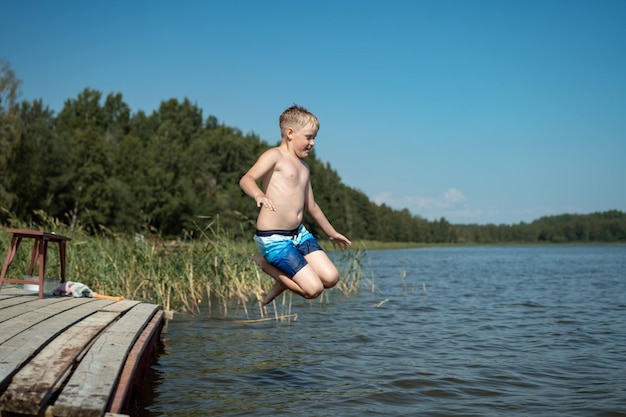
{"left": 28, "top": 238, "right": 40, "bottom": 276}
{"left": 0, "top": 236, "right": 22, "bottom": 290}
{"left": 59, "top": 241, "right": 67, "bottom": 284}
{"left": 38, "top": 239, "right": 48, "bottom": 299}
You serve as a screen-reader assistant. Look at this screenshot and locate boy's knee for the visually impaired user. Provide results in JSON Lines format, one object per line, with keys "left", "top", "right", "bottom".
{"left": 320, "top": 265, "right": 340, "bottom": 288}
{"left": 323, "top": 273, "right": 339, "bottom": 289}
{"left": 302, "top": 281, "right": 324, "bottom": 299}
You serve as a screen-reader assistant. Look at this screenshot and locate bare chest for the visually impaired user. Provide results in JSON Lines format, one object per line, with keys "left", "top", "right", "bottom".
{"left": 274, "top": 159, "right": 309, "bottom": 187}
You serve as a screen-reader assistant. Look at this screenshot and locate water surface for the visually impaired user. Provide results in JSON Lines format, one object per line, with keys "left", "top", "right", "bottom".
{"left": 143, "top": 245, "right": 626, "bottom": 416}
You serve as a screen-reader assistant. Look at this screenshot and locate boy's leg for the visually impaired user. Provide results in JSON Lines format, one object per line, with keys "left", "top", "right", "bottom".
{"left": 304, "top": 250, "right": 340, "bottom": 289}
{"left": 295, "top": 227, "right": 338, "bottom": 289}
{"left": 291, "top": 265, "right": 324, "bottom": 299}
{"left": 252, "top": 255, "right": 305, "bottom": 305}
{"left": 252, "top": 254, "right": 326, "bottom": 301}
{"left": 262, "top": 280, "right": 287, "bottom": 306}
{"left": 252, "top": 231, "right": 335, "bottom": 303}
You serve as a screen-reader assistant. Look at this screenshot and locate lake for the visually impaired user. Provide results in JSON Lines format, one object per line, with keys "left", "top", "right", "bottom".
{"left": 139, "top": 245, "right": 626, "bottom": 416}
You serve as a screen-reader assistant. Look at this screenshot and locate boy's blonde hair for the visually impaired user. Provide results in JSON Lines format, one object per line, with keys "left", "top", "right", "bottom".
{"left": 279, "top": 105, "right": 319, "bottom": 136}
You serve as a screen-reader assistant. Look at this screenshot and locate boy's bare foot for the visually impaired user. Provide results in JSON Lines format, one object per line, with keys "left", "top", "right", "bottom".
{"left": 262, "top": 280, "right": 288, "bottom": 305}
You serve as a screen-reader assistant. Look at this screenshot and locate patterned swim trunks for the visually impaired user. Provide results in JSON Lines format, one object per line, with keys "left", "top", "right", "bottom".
{"left": 254, "top": 224, "right": 323, "bottom": 278}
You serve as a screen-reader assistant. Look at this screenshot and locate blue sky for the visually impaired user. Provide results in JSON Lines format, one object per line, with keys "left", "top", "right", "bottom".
{"left": 3, "top": 0, "right": 625, "bottom": 225}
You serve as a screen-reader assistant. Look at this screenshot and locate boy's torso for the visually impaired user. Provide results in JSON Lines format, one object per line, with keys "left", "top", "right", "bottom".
{"left": 257, "top": 148, "right": 309, "bottom": 231}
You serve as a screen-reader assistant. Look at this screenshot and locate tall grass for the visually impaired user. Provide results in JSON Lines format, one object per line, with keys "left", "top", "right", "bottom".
{"left": 0, "top": 212, "right": 366, "bottom": 317}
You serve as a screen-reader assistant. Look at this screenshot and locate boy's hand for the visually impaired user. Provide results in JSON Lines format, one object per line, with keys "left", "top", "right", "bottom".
{"left": 255, "top": 194, "right": 276, "bottom": 211}
{"left": 330, "top": 233, "right": 351, "bottom": 250}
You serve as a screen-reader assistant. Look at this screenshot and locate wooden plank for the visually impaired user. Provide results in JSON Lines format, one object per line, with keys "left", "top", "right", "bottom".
{"left": 99, "top": 300, "right": 141, "bottom": 313}
{"left": 0, "top": 297, "right": 68, "bottom": 323}
{"left": 0, "top": 299, "right": 119, "bottom": 391}
{"left": 0, "top": 298, "right": 95, "bottom": 343}
{"left": 0, "top": 287, "right": 39, "bottom": 302}
{"left": 0, "top": 311, "right": 122, "bottom": 416}
{"left": 0, "top": 293, "right": 35, "bottom": 302}
{"left": 53, "top": 303, "right": 160, "bottom": 417}
{"left": 108, "top": 310, "right": 164, "bottom": 414}
{"left": 0, "top": 294, "right": 41, "bottom": 310}
{"left": 0, "top": 286, "right": 35, "bottom": 297}
{"left": 44, "top": 405, "right": 131, "bottom": 416}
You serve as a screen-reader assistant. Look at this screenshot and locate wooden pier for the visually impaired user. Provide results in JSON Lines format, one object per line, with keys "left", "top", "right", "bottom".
{"left": 0, "top": 286, "right": 167, "bottom": 417}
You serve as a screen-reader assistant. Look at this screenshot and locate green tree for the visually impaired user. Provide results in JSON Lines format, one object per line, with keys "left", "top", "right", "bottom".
{"left": 0, "top": 60, "right": 23, "bottom": 215}
{"left": 0, "top": 60, "right": 22, "bottom": 115}
{"left": 4, "top": 100, "right": 56, "bottom": 219}
{"left": 138, "top": 98, "right": 205, "bottom": 234}
{"left": 55, "top": 88, "right": 113, "bottom": 230}
{"left": 3, "top": 62, "right": 625, "bottom": 243}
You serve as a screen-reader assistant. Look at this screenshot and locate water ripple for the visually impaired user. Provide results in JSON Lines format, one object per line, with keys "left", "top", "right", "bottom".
{"left": 145, "top": 246, "right": 626, "bottom": 417}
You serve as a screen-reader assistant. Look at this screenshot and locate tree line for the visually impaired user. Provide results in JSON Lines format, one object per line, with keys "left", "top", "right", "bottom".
{"left": 1, "top": 61, "right": 625, "bottom": 243}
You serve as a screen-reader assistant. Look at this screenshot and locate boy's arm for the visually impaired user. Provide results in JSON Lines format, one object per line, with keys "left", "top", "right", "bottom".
{"left": 239, "top": 149, "right": 278, "bottom": 211}
{"left": 305, "top": 182, "right": 352, "bottom": 249}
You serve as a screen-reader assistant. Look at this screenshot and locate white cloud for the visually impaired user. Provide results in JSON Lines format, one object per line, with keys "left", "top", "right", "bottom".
{"left": 443, "top": 188, "right": 466, "bottom": 205}
{"left": 373, "top": 188, "right": 467, "bottom": 211}
{"left": 372, "top": 189, "right": 590, "bottom": 224}
{"left": 372, "top": 191, "right": 393, "bottom": 206}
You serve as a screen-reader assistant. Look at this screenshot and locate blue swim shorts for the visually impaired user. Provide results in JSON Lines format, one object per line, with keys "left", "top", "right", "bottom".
{"left": 254, "top": 224, "right": 323, "bottom": 278}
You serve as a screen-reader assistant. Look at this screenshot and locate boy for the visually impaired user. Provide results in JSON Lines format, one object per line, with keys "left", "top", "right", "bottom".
{"left": 239, "top": 105, "right": 351, "bottom": 305}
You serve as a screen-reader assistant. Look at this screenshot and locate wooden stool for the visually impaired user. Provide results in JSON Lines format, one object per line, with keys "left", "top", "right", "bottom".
{"left": 0, "top": 228, "right": 71, "bottom": 298}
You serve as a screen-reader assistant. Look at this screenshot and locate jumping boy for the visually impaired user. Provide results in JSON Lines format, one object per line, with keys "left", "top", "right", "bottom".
{"left": 239, "top": 105, "right": 352, "bottom": 305}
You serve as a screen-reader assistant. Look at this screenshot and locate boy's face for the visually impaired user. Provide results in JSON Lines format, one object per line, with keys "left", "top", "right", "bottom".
{"left": 289, "top": 123, "right": 318, "bottom": 159}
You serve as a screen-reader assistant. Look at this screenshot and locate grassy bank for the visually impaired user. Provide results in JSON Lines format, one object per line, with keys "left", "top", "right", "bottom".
{"left": 0, "top": 216, "right": 365, "bottom": 316}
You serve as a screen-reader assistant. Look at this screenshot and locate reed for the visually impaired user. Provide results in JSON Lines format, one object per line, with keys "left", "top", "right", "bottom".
{"left": 333, "top": 248, "right": 366, "bottom": 296}
{"left": 0, "top": 214, "right": 367, "bottom": 317}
